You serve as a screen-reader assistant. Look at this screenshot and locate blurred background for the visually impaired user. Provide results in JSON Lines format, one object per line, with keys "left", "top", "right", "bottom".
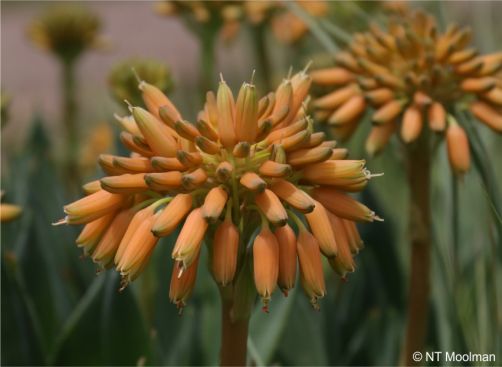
{"left": 1, "top": 1, "right": 501, "bottom": 366}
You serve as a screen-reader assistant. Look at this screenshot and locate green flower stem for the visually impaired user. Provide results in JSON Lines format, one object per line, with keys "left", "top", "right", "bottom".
{"left": 251, "top": 24, "right": 272, "bottom": 91}
{"left": 199, "top": 26, "right": 217, "bottom": 99}
{"left": 401, "top": 133, "right": 431, "bottom": 366}
{"left": 62, "top": 60, "right": 81, "bottom": 192}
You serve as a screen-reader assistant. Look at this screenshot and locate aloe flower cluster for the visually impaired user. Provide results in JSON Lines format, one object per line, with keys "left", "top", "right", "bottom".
{"left": 312, "top": 9, "right": 502, "bottom": 174}
{"left": 56, "top": 69, "right": 381, "bottom": 312}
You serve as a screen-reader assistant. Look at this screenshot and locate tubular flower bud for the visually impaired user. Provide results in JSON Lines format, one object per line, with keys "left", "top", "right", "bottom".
{"left": 446, "top": 121, "right": 470, "bottom": 175}
{"left": 212, "top": 215, "right": 239, "bottom": 286}
{"left": 253, "top": 227, "right": 279, "bottom": 309}
{"left": 326, "top": 212, "right": 356, "bottom": 278}
{"left": 172, "top": 208, "right": 208, "bottom": 268}
{"left": 274, "top": 225, "right": 297, "bottom": 295}
{"left": 202, "top": 186, "right": 228, "bottom": 222}
{"left": 312, "top": 8, "right": 501, "bottom": 172}
{"left": 269, "top": 179, "right": 315, "bottom": 213}
{"left": 217, "top": 78, "right": 237, "bottom": 148}
{"left": 75, "top": 212, "right": 115, "bottom": 255}
{"left": 152, "top": 194, "right": 193, "bottom": 237}
{"left": 169, "top": 256, "right": 200, "bottom": 312}
{"left": 92, "top": 209, "right": 135, "bottom": 268}
{"left": 57, "top": 70, "right": 378, "bottom": 311}
{"left": 305, "top": 200, "right": 338, "bottom": 257}
{"left": 255, "top": 189, "right": 288, "bottom": 226}
{"left": 296, "top": 230, "right": 326, "bottom": 310}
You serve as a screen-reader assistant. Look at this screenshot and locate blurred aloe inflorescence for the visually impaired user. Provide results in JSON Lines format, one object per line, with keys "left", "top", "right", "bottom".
{"left": 312, "top": 9, "right": 502, "bottom": 175}
{"left": 55, "top": 68, "right": 381, "bottom": 364}
{"left": 109, "top": 58, "right": 173, "bottom": 108}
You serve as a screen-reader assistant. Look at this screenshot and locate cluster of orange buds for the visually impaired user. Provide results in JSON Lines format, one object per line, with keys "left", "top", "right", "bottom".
{"left": 155, "top": 0, "right": 328, "bottom": 44}
{"left": 312, "top": 10, "right": 502, "bottom": 175}
{"left": 56, "top": 68, "right": 381, "bottom": 312}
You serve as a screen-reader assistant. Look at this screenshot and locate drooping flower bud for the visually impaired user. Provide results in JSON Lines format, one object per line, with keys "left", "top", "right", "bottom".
{"left": 212, "top": 213, "right": 239, "bottom": 286}
{"left": 446, "top": 121, "right": 470, "bottom": 175}
{"left": 216, "top": 79, "right": 237, "bottom": 148}
{"left": 274, "top": 224, "right": 297, "bottom": 295}
{"left": 172, "top": 208, "right": 208, "bottom": 268}
{"left": 253, "top": 227, "right": 279, "bottom": 310}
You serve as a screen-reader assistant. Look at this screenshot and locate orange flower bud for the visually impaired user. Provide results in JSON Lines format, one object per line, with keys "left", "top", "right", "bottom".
{"left": 235, "top": 82, "right": 258, "bottom": 143}
{"left": 140, "top": 81, "right": 181, "bottom": 120}
{"left": 158, "top": 104, "right": 180, "bottom": 130}
{"left": 253, "top": 227, "right": 279, "bottom": 308}
{"left": 100, "top": 173, "right": 148, "bottom": 195}
{"left": 82, "top": 179, "right": 102, "bottom": 195}
{"left": 174, "top": 120, "right": 201, "bottom": 141}
{"left": 330, "top": 148, "right": 349, "bottom": 160}
{"left": 216, "top": 161, "right": 233, "bottom": 182}
{"left": 202, "top": 186, "right": 228, "bottom": 222}
{"left": 204, "top": 91, "right": 218, "bottom": 126}
{"left": 470, "top": 101, "right": 502, "bottom": 132}
{"left": 150, "top": 156, "right": 186, "bottom": 171}
{"left": 258, "top": 160, "right": 292, "bottom": 178}
{"left": 145, "top": 171, "right": 183, "bottom": 190}
{"left": 312, "top": 187, "right": 382, "bottom": 222}
{"left": 131, "top": 106, "right": 177, "bottom": 157}
{"left": 328, "top": 95, "right": 366, "bottom": 125}
{"left": 305, "top": 200, "right": 338, "bottom": 257}
{"left": 98, "top": 154, "right": 126, "bottom": 176}
{"left": 176, "top": 150, "right": 202, "bottom": 168}
{"left": 372, "top": 99, "right": 405, "bottom": 125}
{"left": 448, "top": 48, "right": 477, "bottom": 64}
{"left": 182, "top": 168, "right": 208, "bottom": 189}
{"left": 120, "top": 132, "right": 154, "bottom": 157}
{"left": 152, "top": 194, "right": 193, "bottom": 237}
{"left": 169, "top": 256, "right": 200, "bottom": 311}
{"left": 240, "top": 172, "right": 266, "bottom": 192}
{"left": 310, "top": 67, "right": 354, "bottom": 86}
{"left": 461, "top": 77, "right": 496, "bottom": 93}
{"left": 269, "top": 179, "right": 315, "bottom": 213}
{"left": 482, "top": 88, "right": 502, "bottom": 106}
{"left": 271, "top": 80, "right": 293, "bottom": 125}
{"left": 342, "top": 219, "right": 364, "bottom": 254}
{"left": 301, "top": 160, "right": 367, "bottom": 189}
{"left": 195, "top": 136, "right": 220, "bottom": 155}
{"left": 74, "top": 211, "right": 114, "bottom": 255}
{"left": 300, "top": 132, "right": 326, "bottom": 149}
{"left": 255, "top": 189, "right": 288, "bottom": 226}
{"left": 365, "top": 88, "right": 394, "bottom": 106}
{"left": 290, "top": 71, "right": 312, "bottom": 115}
{"left": 232, "top": 141, "right": 250, "bottom": 158}
{"left": 314, "top": 85, "right": 358, "bottom": 112}
{"left": 117, "top": 211, "right": 159, "bottom": 283}
{"left": 63, "top": 190, "right": 125, "bottom": 224}
{"left": 196, "top": 118, "right": 219, "bottom": 142}
{"left": 446, "top": 122, "right": 470, "bottom": 175}
{"left": 113, "top": 156, "right": 154, "bottom": 173}
{"left": 428, "top": 102, "right": 447, "bottom": 131}
{"left": 401, "top": 106, "right": 423, "bottom": 143}
{"left": 212, "top": 217, "right": 239, "bottom": 286}
{"left": 172, "top": 208, "right": 208, "bottom": 268}
{"left": 265, "top": 117, "right": 307, "bottom": 145}
{"left": 217, "top": 79, "right": 237, "bottom": 148}
{"left": 296, "top": 230, "right": 326, "bottom": 310}
{"left": 287, "top": 146, "right": 332, "bottom": 166}
{"left": 326, "top": 212, "right": 356, "bottom": 278}
{"left": 274, "top": 225, "right": 297, "bottom": 294}
{"left": 92, "top": 209, "right": 135, "bottom": 268}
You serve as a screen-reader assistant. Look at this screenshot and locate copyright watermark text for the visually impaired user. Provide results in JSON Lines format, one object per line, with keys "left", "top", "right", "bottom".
{"left": 413, "top": 351, "right": 496, "bottom": 363}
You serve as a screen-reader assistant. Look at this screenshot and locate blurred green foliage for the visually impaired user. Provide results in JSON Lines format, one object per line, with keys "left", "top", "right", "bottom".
{"left": 1, "top": 1, "right": 501, "bottom": 366}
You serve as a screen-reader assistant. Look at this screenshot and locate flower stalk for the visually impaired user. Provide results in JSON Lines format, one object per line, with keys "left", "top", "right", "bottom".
{"left": 401, "top": 132, "right": 431, "bottom": 366}
{"left": 220, "top": 295, "right": 250, "bottom": 366}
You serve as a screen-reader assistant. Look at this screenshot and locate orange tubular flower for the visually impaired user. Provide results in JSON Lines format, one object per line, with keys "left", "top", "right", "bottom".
{"left": 313, "top": 9, "right": 502, "bottom": 173}
{"left": 57, "top": 69, "right": 380, "bottom": 312}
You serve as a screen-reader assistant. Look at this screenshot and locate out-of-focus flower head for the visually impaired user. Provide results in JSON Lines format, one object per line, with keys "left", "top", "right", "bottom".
{"left": 108, "top": 58, "right": 173, "bottom": 108}
{"left": 312, "top": 9, "right": 502, "bottom": 175}
{"left": 155, "top": 0, "right": 329, "bottom": 44}
{"left": 28, "top": 5, "right": 103, "bottom": 63}
{"left": 55, "top": 68, "right": 381, "bottom": 313}
{"left": 79, "top": 122, "right": 115, "bottom": 176}
{"left": 0, "top": 191, "right": 22, "bottom": 223}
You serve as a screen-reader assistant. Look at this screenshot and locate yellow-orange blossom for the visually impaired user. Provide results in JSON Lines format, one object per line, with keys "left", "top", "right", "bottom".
{"left": 56, "top": 69, "right": 381, "bottom": 312}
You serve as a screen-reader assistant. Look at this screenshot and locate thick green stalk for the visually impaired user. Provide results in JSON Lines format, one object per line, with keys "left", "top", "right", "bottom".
{"left": 62, "top": 60, "right": 80, "bottom": 191}
{"left": 401, "top": 134, "right": 431, "bottom": 366}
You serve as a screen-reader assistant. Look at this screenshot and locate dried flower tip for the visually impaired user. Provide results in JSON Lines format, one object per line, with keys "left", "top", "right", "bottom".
{"left": 202, "top": 186, "right": 228, "bottom": 222}
{"left": 175, "top": 119, "right": 201, "bottom": 141}
{"left": 176, "top": 150, "right": 202, "bottom": 168}
{"left": 240, "top": 172, "right": 266, "bottom": 192}
{"left": 195, "top": 136, "right": 220, "bottom": 155}
{"left": 182, "top": 168, "right": 208, "bottom": 189}
{"left": 232, "top": 141, "right": 250, "bottom": 158}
